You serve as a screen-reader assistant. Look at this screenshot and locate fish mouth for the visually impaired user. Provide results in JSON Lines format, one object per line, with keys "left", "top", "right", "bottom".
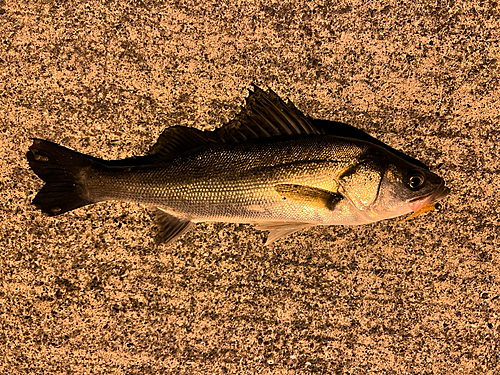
{"left": 407, "top": 182, "right": 450, "bottom": 212}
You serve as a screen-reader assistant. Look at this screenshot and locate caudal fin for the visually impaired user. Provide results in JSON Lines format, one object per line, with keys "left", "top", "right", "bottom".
{"left": 27, "top": 139, "right": 98, "bottom": 216}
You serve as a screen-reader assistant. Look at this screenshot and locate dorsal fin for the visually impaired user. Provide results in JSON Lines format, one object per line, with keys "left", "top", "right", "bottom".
{"left": 213, "top": 85, "right": 323, "bottom": 143}
{"left": 142, "top": 87, "right": 323, "bottom": 162}
{"left": 96, "top": 126, "right": 214, "bottom": 167}
{"left": 148, "top": 126, "right": 213, "bottom": 160}
{"left": 100, "top": 87, "right": 320, "bottom": 165}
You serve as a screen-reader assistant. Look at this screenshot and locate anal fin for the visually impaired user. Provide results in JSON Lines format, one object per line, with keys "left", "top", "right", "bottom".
{"left": 154, "top": 208, "right": 194, "bottom": 246}
{"left": 254, "top": 222, "right": 312, "bottom": 245}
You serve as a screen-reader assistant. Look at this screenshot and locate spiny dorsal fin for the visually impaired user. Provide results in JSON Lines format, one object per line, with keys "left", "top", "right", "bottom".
{"left": 145, "top": 86, "right": 323, "bottom": 162}
{"left": 213, "top": 86, "right": 323, "bottom": 143}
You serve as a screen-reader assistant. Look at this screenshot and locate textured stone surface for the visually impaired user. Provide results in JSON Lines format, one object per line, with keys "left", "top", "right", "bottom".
{"left": 1, "top": 0, "right": 499, "bottom": 373}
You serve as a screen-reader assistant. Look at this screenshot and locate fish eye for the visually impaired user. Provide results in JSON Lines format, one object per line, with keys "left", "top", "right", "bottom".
{"left": 408, "top": 171, "right": 425, "bottom": 190}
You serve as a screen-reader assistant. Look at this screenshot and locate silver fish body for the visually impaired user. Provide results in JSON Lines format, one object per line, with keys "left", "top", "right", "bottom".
{"left": 27, "top": 86, "right": 449, "bottom": 245}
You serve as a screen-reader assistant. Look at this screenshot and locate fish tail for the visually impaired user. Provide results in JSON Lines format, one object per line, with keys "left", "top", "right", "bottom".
{"left": 27, "top": 139, "right": 99, "bottom": 216}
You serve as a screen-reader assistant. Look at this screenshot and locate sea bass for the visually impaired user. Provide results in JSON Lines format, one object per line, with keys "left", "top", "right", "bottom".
{"left": 27, "top": 86, "right": 449, "bottom": 245}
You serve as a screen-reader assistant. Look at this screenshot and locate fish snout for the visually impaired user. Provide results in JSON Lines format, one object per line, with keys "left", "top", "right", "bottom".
{"left": 407, "top": 181, "right": 449, "bottom": 212}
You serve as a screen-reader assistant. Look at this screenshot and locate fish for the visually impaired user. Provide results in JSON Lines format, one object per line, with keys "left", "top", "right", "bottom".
{"left": 26, "top": 86, "right": 449, "bottom": 246}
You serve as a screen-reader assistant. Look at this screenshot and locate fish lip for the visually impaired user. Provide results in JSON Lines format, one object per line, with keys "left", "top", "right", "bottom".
{"left": 407, "top": 182, "right": 450, "bottom": 211}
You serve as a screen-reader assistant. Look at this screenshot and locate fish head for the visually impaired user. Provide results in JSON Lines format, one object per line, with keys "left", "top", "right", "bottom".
{"left": 339, "top": 152, "right": 449, "bottom": 222}
{"left": 369, "top": 158, "right": 449, "bottom": 221}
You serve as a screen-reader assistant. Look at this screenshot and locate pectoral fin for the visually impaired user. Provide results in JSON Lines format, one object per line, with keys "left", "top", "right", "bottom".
{"left": 154, "top": 208, "right": 194, "bottom": 245}
{"left": 254, "top": 221, "right": 312, "bottom": 245}
{"left": 274, "top": 184, "right": 343, "bottom": 211}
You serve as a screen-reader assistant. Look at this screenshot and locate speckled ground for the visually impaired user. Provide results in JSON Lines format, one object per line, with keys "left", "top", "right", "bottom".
{"left": 1, "top": 0, "right": 500, "bottom": 374}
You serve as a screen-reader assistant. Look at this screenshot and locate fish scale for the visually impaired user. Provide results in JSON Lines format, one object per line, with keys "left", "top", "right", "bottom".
{"left": 84, "top": 137, "right": 363, "bottom": 223}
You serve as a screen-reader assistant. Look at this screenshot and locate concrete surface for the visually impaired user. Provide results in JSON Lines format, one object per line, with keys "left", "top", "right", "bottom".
{"left": 1, "top": 0, "right": 500, "bottom": 373}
